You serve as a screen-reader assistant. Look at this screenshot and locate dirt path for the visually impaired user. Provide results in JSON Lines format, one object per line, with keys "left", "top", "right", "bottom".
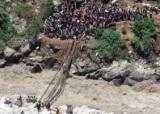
{"left": 0, "top": 64, "right": 160, "bottom": 114}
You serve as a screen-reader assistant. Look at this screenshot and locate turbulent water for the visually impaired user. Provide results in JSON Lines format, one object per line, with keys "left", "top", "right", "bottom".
{"left": 0, "top": 97, "right": 121, "bottom": 114}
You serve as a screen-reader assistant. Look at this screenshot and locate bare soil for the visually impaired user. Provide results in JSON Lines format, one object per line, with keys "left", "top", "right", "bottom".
{"left": 0, "top": 64, "right": 160, "bottom": 114}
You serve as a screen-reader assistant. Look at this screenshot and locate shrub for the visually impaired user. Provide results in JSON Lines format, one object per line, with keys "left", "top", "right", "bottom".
{"left": 0, "top": 0, "right": 5, "bottom": 9}
{"left": 41, "top": 0, "right": 54, "bottom": 18}
{"left": 118, "top": 50, "right": 131, "bottom": 61}
{"left": 95, "top": 27, "right": 104, "bottom": 39}
{"left": 132, "top": 16, "right": 156, "bottom": 56}
{"left": 18, "top": 0, "right": 54, "bottom": 40}
{"left": 19, "top": 16, "right": 43, "bottom": 39}
{"left": 15, "top": 3, "right": 32, "bottom": 17}
{"left": 148, "top": 0, "right": 160, "bottom": 3}
{"left": 0, "top": 10, "right": 16, "bottom": 48}
{"left": 94, "top": 28, "right": 125, "bottom": 61}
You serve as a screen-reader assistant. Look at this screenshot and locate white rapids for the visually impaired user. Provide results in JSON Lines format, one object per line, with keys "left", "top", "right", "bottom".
{"left": 0, "top": 97, "right": 128, "bottom": 114}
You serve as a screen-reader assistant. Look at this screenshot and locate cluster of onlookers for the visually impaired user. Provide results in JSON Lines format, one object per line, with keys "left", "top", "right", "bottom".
{"left": 44, "top": 2, "right": 158, "bottom": 40}
{"left": 26, "top": 96, "right": 37, "bottom": 103}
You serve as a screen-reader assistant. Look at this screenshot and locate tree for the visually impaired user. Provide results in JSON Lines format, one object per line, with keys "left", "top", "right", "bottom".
{"left": 94, "top": 28, "right": 125, "bottom": 60}
{"left": 132, "top": 16, "right": 156, "bottom": 56}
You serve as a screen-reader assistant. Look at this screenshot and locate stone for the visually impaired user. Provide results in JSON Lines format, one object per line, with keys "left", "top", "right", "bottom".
{"left": 86, "top": 71, "right": 102, "bottom": 80}
{"left": 0, "top": 50, "right": 4, "bottom": 59}
{"left": 5, "top": 0, "right": 11, "bottom": 3}
{"left": 112, "top": 77, "right": 125, "bottom": 86}
{"left": 42, "top": 58, "right": 58, "bottom": 69}
{"left": 52, "top": 63, "right": 60, "bottom": 70}
{"left": 12, "top": 52, "right": 22, "bottom": 61}
{"left": 0, "top": 59, "right": 6, "bottom": 68}
{"left": 124, "top": 78, "right": 137, "bottom": 86}
{"left": 4, "top": 98, "right": 12, "bottom": 104}
{"left": 29, "top": 56, "right": 43, "bottom": 62}
{"left": 102, "top": 61, "right": 132, "bottom": 81}
{"left": 88, "top": 51, "right": 101, "bottom": 64}
{"left": 85, "top": 60, "right": 160, "bottom": 86}
{"left": 129, "top": 71, "right": 144, "bottom": 82}
{"left": 21, "top": 111, "right": 25, "bottom": 114}
{"left": 20, "top": 43, "right": 31, "bottom": 56}
{"left": 4, "top": 47, "right": 16, "bottom": 58}
{"left": 30, "top": 63, "right": 43, "bottom": 73}
{"left": 78, "top": 63, "right": 99, "bottom": 75}
{"left": 70, "top": 64, "right": 79, "bottom": 74}
{"left": 6, "top": 52, "right": 22, "bottom": 63}
{"left": 151, "top": 73, "right": 160, "bottom": 82}
{"left": 14, "top": 99, "right": 22, "bottom": 107}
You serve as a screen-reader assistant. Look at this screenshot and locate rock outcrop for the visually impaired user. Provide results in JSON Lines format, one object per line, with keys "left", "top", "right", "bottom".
{"left": 70, "top": 62, "right": 100, "bottom": 75}
{"left": 85, "top": 60, "right": 160, "bottom": 86}
{"left": 4, "top": 47, "right": 16, "bottom": 58}
{"left": 0, "top": 59, "right": 7, "bottom": 68}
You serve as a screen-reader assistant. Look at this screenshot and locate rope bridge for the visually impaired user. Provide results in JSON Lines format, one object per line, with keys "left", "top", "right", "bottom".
{"left": 38, "top": 39, "right": 79, "bottom": 105}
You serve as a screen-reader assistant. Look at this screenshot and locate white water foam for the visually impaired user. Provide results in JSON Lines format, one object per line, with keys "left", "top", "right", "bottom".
{"left": 0, "top": 97, "right": 128, "bottom": 114}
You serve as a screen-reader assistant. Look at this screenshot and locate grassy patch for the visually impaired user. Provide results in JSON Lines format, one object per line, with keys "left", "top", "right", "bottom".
{"left": 15, "top": 3, "right": 32, "bottom": 17}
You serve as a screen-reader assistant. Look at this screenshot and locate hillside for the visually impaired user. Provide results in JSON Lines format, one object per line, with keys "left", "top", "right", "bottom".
{"left": 0, "top": 0, "right": 160, "bottom": 114}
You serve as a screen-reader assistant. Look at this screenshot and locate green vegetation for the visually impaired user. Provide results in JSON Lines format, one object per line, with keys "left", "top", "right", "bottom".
{"left": 41, "top": 0, "right": 54, "bottom": 18}
{"left": 19, "top": 0, "right": 54, "bottom": 40}
{"left": 0, "top": 0, "right": 5, "bottom": 9}
{"left": 95, "top": 27, "right": 104, "bottom": 39}
{"left": 15, "top": 3, "right": 32, "bottom": 17}
{"left": 46, "top": 0, "right": 54, "bottom": 16}
{"left": 0, "top": 9, "right": 16, "bottom": 48}
{"left": 0, "top": 0, "right": 54, "bottom": 49}
{"left": 19, "top": 16, "right": 43, "bottom": 39}
{"left": 132, "top": 16, "right": 156, "bottom": 56}
{"left": 94, "top": 28, "right": 127, "bottom": 61}
{"left": 149, "top": 0, "right": 160, "bottom": 3}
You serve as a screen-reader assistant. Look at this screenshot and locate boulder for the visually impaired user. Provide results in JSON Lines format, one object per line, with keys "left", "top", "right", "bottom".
{"left": 77, "top": 63, "right": 99, "bottom": 75}
{"left": 0, "top": 50, "right": 3, "bottom": 59}
{"left": 86, "top": 71, "right": 103, "bottom": 80}
{"left": 0, "top": 59, "right": 6, "bottom": 68}
{"left": 83, "top": 60, "right": 160, "bottom": 86}
{"left": 14, "top": 99, "right": 22, "bottom": 107}
{"left": 12, "top": 52, "right": 22, "bottom": 62}
{"left": 150, "top": 70, "right": 160, "bottom": 82}
{"left": 102, "top": 61, "right": 132, "bottom": 81}
{"left": 129, "top": 62, "right": 156, "bottom": 82}
{"left": 30, "top": 63, "right": 43, "bottom": 73}
{"left": 129, "top": 71, "right": 144, "bottom": 82}
{"left": 87, "top": 51, "right": 101, "bottom": 64}
{"left": 70, "top": 64, "right": 79, "bottom": 74}
{"left": 112, "top": 77, "right": 125, "bottom": 86}
{"left": 102, "top": 70, "right": 130, "bottom": 81}
{"left": 42, "top": 58, "right": 58, "bottom": 69}
{"left": 20, "top": 43, "right": 31, "bottom": 56}
{"left": 5, "top": 52, "right": 22, "bottom": 64}
{"left": 123, "top": 78, "right": 137, "bottom": 86}
{"left": 52, "top": 63, "right": 60, "bottom": 70}
{"left": 4, "top": 47, "right": 16, "bottom": 58}
{"left": 4, "top": 98, "right": 12, "bottom": 104}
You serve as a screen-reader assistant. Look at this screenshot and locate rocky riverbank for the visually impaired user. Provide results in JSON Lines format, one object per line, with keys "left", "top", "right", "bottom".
{"left": 70, "top": 58, "right": 160, "bottom": 86}
{"left": 1, "top": 42, "right": 160, "bottom": 87}
{"left": 0, "top": 63, "right": 160, "bottom": 114}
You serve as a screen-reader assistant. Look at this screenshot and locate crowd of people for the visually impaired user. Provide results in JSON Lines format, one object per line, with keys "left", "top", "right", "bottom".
{"left": 44, "top": 2, "right": 154, "bottom": 39}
